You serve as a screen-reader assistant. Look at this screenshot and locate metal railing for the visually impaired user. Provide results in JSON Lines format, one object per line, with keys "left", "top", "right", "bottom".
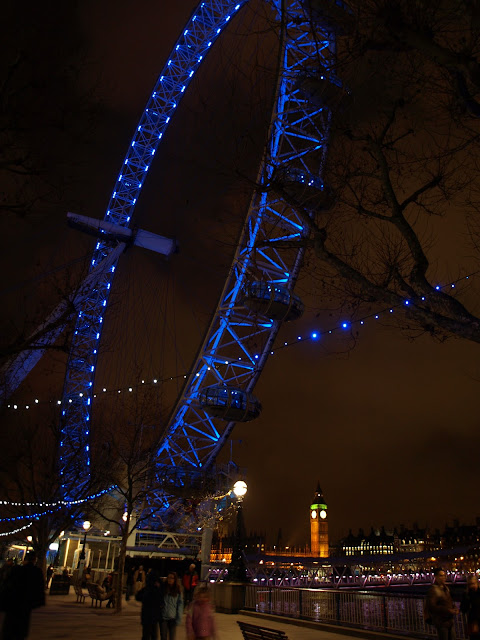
{"left": 244, "top": 585, "right": 467, "bottom": 639}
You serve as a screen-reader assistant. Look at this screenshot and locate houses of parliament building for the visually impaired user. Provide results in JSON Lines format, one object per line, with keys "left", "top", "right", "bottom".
{"left": 211, "top": 482, "right": 480, "bottom": 573}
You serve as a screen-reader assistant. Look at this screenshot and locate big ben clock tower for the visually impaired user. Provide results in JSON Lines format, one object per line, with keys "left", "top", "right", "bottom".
{"left": 310, "top": 483, "right": 328, "bottom": 557}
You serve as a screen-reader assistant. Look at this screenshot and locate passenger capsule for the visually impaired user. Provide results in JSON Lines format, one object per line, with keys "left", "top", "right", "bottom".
{"left": 273, "top": 167, "right": 336, "bottom": 211}
{"left": 199, "top": 385, "right": 261, "bottom": 422}
{"left": 242, "top": 282, "right": 304, "bottom": 322}
{"left": 296, "top": 68, "right": 350, "bottom": 110}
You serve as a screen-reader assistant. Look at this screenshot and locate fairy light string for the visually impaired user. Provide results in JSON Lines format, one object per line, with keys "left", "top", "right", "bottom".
{"left": 4, "top": 269, "right": 478, "bottom": 412}
{"left": 0, "top": 522, "right": 33, "bottom": 537}
{"left": 0, "top": 485, "right": 117, "bottom": 523}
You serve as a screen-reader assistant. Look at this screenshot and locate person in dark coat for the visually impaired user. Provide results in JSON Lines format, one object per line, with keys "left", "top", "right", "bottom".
{"left": 461, "top": 575, "right": 480, "bottom": 639}
{"left": 1, "top": 551, "right": 45, "bottom": 640}
{"left": 126, "top": 565, "right": 136, "bottom": 601}
{"left": 136, "top": 570, "right": 164, "bottom": 640}
{"left": 100, "top": 573, "right": 115, "bottom": 608}
{"left": 425, "top": 568, "right": 458, "bottom": 640}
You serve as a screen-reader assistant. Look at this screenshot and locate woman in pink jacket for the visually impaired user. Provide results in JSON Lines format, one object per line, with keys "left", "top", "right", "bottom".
{"left": 186, "top": 584, "right": 217, "bottom": 640}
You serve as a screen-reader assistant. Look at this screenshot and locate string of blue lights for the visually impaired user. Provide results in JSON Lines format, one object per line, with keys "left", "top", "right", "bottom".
{"left": 5, "top": 269, "right": 478, "bottom": 413}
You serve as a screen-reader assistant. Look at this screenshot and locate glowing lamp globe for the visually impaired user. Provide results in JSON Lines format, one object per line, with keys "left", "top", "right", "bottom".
{"left": 233, "top": 480, "right": 247, "bottom": 498}
{"left": 83, "top": 520, "right": 91, "bottom": 531}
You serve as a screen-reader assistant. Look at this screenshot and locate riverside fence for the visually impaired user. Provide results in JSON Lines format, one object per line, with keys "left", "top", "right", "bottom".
{"left": 244, "top": 585, "right": 467, "bottom": 639}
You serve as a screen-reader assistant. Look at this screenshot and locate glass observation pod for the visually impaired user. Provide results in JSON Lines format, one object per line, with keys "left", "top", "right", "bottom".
{"left": 199, "top": 385, "right": 262, "bottom": 422}
{"left": 296, "top": 68, "right": 350, "bottom": 111}
{"left": 273, "top": 167, "right": 336, "bottom": 211}
{"left": 242, "top": 282, "right": 305, "bottom": 322}
{"left": 301, "top": 0, "right": 355, "bottom": 35}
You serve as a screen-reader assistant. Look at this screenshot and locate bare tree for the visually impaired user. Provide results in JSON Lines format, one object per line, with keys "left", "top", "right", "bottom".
{"left": 268, "top": 0, "right": 480, "bottom": 343}
{"left": 0, "top": 406, "right": 106, "bottom": 577}
{"left": 89, "top": 387, "right": 176, "bottom": 613}
{"left": 89, "top": 385, "right": 237, "bottom": 613}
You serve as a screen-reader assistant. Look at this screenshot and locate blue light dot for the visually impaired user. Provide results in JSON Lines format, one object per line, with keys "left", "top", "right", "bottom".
{"left": 435, "top": 285, "right": 441, "bottom": 290}
{"left": 375, "top": 315, "right": 379, "bottom": 319}
{"left": 404, "top": 300, "right": 410, "bottom": 305}
{"left": 311, "top": 332, "right": 318, "bottom": 339}
{"left": 341, "top": 322, "right": 348, "bottom": 329}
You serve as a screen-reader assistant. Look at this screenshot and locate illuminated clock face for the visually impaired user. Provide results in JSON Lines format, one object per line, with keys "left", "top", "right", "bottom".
{"left": 319, "top": 509, "right": 327, "bottom": 519}
{"left": 311, "top": 510, "right": 317, "bottom": 519}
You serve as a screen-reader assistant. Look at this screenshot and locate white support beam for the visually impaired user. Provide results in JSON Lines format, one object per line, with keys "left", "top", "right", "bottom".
{"left": 67, "top": 213, "right": 177, "bottom": 257}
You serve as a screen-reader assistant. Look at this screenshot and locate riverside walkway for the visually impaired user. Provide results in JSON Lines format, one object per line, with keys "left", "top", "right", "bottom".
{"left": 0, "top": 593, "right": 405, "bottom": 640}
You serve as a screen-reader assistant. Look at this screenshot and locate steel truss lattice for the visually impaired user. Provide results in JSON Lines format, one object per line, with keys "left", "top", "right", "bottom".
{"left": 59, "top": 0, "right": 335, "bottom": 497}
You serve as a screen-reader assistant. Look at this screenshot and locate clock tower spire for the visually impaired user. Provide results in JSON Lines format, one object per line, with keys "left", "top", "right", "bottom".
{"left": 310, "top": 483, "right": 328, "bottom": 557}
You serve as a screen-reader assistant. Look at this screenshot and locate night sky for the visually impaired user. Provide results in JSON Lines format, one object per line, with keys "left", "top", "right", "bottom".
{"left": 2, "top": 0, "right": 480, "bottom": 548}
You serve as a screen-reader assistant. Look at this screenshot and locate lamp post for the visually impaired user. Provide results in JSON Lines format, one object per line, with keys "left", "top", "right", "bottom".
{"left": 78, "top": 520, "right": 91, "bottom": 570}
{"left": 228, "top": 480, "right": 248, "bottom": 582}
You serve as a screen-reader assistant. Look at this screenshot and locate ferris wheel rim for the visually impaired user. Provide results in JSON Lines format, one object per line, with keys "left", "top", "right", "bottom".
{"left": 59, "top": 0, "right": 334, "bottom": 494}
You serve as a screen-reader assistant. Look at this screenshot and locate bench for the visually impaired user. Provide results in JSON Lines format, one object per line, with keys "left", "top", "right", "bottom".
{"left": 73, "top": 583, "right": 87, "bottom": 603}
{"left": 237, "top": 621, "right": 289, "bottom": 640}
{"left": 87, "top": 583, "right": 114, "bottom": 608}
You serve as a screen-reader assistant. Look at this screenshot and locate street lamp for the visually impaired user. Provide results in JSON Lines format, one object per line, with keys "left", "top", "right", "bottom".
{"left": 228, "top": 480, "right": 248, "bottom": 582}
{"left": 78, "top": 520, "right": 91, "bottom": 568}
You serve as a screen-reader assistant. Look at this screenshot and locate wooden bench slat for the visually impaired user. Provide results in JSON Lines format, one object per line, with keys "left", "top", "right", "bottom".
{"left": 237, "top": 621, "right": 289, "bottom": 640}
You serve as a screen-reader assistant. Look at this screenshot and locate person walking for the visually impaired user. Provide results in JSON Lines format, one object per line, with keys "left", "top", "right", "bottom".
{"left": 186, "top": 584, "right": 216, "bottom": 640}
{"left": 46, "top": 564, "right": 54, "bottom": 589}
{"left": 136, "top": 570, "right": 164, "bottom": 640}
{"left": 126, "top": 565, "right": 136, "bottom": 601}
{"left": 425, "top": 568, "right": 458, "bottom": 640}
{"left": 182, "top": 563, "right": 198, "bottom": 607}
{"left": 461, "top": 575, "right": 480, "bottom": 639}
{"left": 1, "top": 551, "right": 45, "bottom": 640}
{"left": 160, "top": 572, "right": 183, "bottom": 640}
{"left": 134, "top": 565, "right": 147, "bottom": 596}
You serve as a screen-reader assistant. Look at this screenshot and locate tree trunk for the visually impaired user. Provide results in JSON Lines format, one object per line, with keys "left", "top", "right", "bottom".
{"left": 114, "top": 527, "right": 129, "bottom": 614}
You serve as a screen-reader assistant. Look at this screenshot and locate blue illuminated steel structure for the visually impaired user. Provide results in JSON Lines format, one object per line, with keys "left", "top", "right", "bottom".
{"left": 59, "top": 0, "right": 336, "bottom": 495}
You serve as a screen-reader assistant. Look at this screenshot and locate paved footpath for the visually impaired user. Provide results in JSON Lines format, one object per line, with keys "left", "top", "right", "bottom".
{"left": 0, "top": 593, "right": 393, "bottom": 640}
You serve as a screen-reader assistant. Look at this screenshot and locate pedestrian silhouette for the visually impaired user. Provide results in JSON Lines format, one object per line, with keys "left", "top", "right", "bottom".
{"left": 425, "top": 568, "right": 458, "bottom": 640}
{"left": 1, "top": 551, "right": 45, "bottom": 640}
{"left": 461, "top": 575, "right": 480, "bottom": 639}
{"left": 186, "top": 584, "right": 217, "bottom": 640}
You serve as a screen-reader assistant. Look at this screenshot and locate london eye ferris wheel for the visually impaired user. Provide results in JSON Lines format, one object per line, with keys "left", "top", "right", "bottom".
{"left": 5, "top": 0, "right": 350, "bottom": 513}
